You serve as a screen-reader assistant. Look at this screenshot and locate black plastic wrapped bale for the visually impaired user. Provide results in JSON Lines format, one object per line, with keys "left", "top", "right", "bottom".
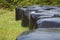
{"left": 21, "top": 8, "right": 29, "bottom": 27}
{"left": 16, "top": 28, "right": 60, "bottom": 40}
{"left": 29, "top": 15, "right": 37, "bottom": 30}
{"left": 15, "top": 7, "right": 22, "bottom": 20}
{"left": 22, "top": 13, "right": 29, "bottom": 27}
{"left": 15, "top": 6, "right": 27, "bottom": 20}
{"left": 29, "top": 11, "right": 45, "bottom": 30}
{"left": 37, "top": 18, "right": 60, "bottom": 28}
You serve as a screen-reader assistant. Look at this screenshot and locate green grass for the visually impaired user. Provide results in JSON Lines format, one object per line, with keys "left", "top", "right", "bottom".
{"left": 0, "top": 9, "right": 28, "bottom": 40}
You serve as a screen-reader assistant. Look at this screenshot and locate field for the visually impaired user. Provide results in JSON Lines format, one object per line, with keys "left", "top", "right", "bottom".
{"left": 0, "top": 9, "right": 28, "bottom": 40}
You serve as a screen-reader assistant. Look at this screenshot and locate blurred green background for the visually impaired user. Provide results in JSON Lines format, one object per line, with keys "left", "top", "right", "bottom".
{"left": 0, "top": 0, "right": 60, "bottom": 40}
{"left": 0, "top": 0, "right": 60, "bottom": 10}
